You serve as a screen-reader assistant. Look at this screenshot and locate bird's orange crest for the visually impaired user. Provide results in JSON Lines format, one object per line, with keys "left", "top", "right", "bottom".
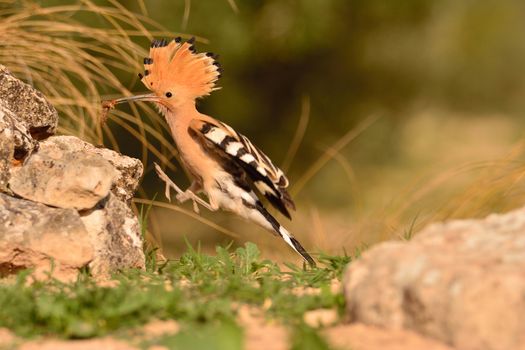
{"left": 139, "top": 37, "right": 222, "bottom": 100}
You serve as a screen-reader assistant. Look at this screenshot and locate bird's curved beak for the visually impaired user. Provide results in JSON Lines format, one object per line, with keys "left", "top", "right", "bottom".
{"left": 110, "top": 92, "right": 160, "bottom": 105}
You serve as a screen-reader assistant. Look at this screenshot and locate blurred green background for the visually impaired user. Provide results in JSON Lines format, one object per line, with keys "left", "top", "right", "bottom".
{"left": 5, "top": 0, "right": 525, "bottom": 262}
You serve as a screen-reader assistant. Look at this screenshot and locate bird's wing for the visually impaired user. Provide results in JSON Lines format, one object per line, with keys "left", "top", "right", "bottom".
{"left": 188, "top": 118, "right": 295, "bottom": 219}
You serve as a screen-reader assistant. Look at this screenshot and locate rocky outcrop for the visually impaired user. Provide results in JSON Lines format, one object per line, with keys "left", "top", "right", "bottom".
{"left": 9, "top": 137, "right": 117, "bottom": 210}
{"left": 0, "top": 64, "right": 145, "bottom": 280}
{"left": 0, "top": 65, "right": 57, "bottom": 178}
{"left": 42, "top": 135, "right": 143, "bottom": 204}
{"left": 325, "top": 324, "right": 454, "bottom": 350}
{"left": 0, "top": 107, "right": 15, "bottom": 192}
{"left": 344, "top": 207, "right": 525, "bottom": 350}
{"left": 0, "top": 193, "right": 93, "bottom": 281}
{"left": 81, "top": 194, "right": 144, "bottom": 275}
{"left": 0, "top": 65, "right": 57, "bottom": 138}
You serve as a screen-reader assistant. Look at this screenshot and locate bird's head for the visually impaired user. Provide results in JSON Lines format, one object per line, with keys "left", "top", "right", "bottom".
{"left": 109, "top": 37, "right": 221, "bottom": 112}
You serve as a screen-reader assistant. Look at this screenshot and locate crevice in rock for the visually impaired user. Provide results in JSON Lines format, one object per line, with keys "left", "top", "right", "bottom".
{"left": 29, "top": 125, "right": 54, "bottom": 140}
{"left": 0, "top": 262, "right": 26, "bottom": 277}
{"left": 402, "top": 288, "right": 430, "bottom": 328}
{"left": 13, "top": 147, "right": 28, "bottom": 160}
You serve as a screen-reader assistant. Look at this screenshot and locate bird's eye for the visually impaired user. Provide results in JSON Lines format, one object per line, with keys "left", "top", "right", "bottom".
{"left": 165, "top": 92, "right": 172, "bottom": 98}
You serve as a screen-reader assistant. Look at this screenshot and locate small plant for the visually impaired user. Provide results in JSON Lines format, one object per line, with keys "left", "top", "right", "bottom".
{"left": 143, "top": 321, "right": 243, "bottom": 350}
{"left": 138, "top": 193, "right": 163, "bottom": 272}
{"left": 290, "top": 323, "right": 333, "bottom": 350}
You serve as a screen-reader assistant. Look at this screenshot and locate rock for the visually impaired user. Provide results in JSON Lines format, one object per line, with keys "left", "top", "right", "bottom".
{"left": 80, "top": 194, "right": 145, "bottom": 276}
{"left": 40, "top": 135, "right": 143, "bottom": 203}
{"left": 344, "top": 206, "right": 525, "bottom": 350}
{"left": 237, "top": 305, "right": 288, "bottom": 350}
{"left": 90, "top": 146, "right": 143, "bottom": 204}
{"left": 141, "top": 319, "right": 180, "bottom": 338}
{"left": 0, "top": 107, "right": 15, "bottom": 192}
{"left": 0, "top": 64, "right": 57, "bottom": 191}
{"left": 324, "top": 324, "right": 453, "bottom": 350}
{"left": 0, "top": 193, "right": 93, "bottom": 281}
{"left": 19, "top": 338, "right": 138, "bottom": 350}
{"left": 0, "top": 189, "right": 145, "bottom": 280}
{"left": 4, "top": 134, "right": 145, "bottom": 277}
{"left": 0, "top": 103, "right": 40, "bottom": 192}
{"left": 9, "top": 136, "right": 117, "bottom": 210}
{"left": 0, "top": 68, "right": 146, "bottom": 279}
{"left": 303, "top": 309, "right": 338, "bottom": 328}
{"left": 0, "top": 328, "right": 15, "bottom": 348}
{"left": 0, "top": 65, "right": 58, "bottom": 139}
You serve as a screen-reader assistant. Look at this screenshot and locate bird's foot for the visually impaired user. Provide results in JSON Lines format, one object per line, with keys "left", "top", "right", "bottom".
{"left": 154, "top": 162, "right": 182, "bottom": 202}
{"left": 154, "top": 162, "right": 213, "bottom": 214}
{"left": 176, "top": 189, "right": 208, "bottom": 213}
{"left": 175, "top": 190, "right": 191, "bottom": 203}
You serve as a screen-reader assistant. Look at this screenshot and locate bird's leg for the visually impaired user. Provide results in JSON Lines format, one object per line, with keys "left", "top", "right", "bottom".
{"left": 176, "top": 181, "right": 203, "bottom": 213}
{"left": 154, "top": 162, "right": 215, "bottom": 213}
{"left": 153, "top": 162, "right": 183, "bottom": 201}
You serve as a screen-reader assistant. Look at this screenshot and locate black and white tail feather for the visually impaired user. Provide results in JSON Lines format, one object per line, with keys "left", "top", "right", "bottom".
{"left": 189, "top": 118, "right": 316, "bottom": 266}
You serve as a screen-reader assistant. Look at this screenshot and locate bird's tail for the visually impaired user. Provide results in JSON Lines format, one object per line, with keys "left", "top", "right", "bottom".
{"left": 255, "top": 202, "right": 316, "bottom": 266}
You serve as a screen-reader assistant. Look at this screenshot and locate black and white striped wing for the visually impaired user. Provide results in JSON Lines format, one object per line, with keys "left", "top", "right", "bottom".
{"left": 189, "top": 119, "right": 296, "bottom": 219}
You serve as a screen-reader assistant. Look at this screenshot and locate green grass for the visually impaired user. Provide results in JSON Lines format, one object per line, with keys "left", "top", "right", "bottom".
{"left": 0, "top": 243, "right": 350, "bottom": 349}
{"left": 141, "top": 321, "right": 243, "bottom": 350}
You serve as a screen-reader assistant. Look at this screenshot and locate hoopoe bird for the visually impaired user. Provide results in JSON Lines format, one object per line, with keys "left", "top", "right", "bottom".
{"left": 104, "top": 37, "right": 315, "bottom": 266}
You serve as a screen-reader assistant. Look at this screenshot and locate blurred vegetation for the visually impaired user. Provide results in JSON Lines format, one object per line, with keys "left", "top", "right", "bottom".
{"left": 2, "top": 0, "right": 525, "bottom": 260}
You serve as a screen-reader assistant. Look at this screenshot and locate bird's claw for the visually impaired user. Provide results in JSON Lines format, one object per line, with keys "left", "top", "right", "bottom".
{"left": 176, "top": 190, "right": 200, "bottom": 214}
{"left": 175, "top": 191, "right": 189, "bottom": 203}
{"left": 154, "top": 162, "right": 212, "bottom": 214}
{"left": 164, "top": 181, "right": 172, "bottom": 202}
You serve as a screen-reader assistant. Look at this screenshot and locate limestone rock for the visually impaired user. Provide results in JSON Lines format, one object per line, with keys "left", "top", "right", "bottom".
{"left": 81, "top": 194, "right": 145, "bottom": 276}
{"left": 9, "top": 136, "right": 117, "bottom": 210}
{"left": 303, "top": 309, "right": 338, "bottom": 328}
{"left": 0, "top": 64, "right": 57, "bottom": 190}
{"left": 4, "top": 133, "right": 145, "bottom": 277}
{"left": 43, "top": 135, "right": 144, "bottom": 203}
{"left": 0, "top": 102, "right": 41, "bottom": 192}
{"left": 89, "top": 146, "right": 143, "bottom": 204}
{"left": 0, "top": 193, "right": 93, "bottom": 281}
{"left": 0, "top": 68, "right": 146, "bottom": 279}
{"left": 0, "top": 65, "right": 58, "bottom": 139}
{"left": 0, "top": 107, "right": 15, "bottom": 192}
{"left": 344, "top": 206, "right": 525, "bottom": 350}
{"left": 325, "top": 324, "right": 453, "bottom": 350}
